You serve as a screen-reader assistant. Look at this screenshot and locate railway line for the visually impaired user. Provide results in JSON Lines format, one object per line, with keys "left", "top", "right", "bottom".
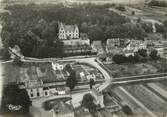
{"left": 112, "top": 73, "right": 167, "bottom": 85}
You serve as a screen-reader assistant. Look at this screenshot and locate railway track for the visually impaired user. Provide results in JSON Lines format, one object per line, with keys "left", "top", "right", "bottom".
{"left": 112, "top": 73, "right": 167, "bottom": 84}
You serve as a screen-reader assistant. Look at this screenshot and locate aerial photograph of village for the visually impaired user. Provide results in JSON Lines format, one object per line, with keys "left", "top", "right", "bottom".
{"left": 0, "top": 0, "right": 167, "bottom": 117}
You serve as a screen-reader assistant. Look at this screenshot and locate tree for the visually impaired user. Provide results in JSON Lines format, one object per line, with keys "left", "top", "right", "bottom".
{"left": 55, "top": 40, "right": 64, "bottom": 58}
{"left": 80, "top": 22, "right": 88, "bottom": 33}
{"left": 155, "top": 23, "right": 166, "bottom": 34}
{"left": 66, "top": 70, "right": 77, "bottom": 91}
{"left": 127, "top": 55, "right": 135, "bottom": 63}
{"left": 13, "top": 56, "right": 23, "bottom": 66}
{"left": 1, "top": 84, "right": 32, "bottom": 115}
{"left": 112, "top": 54, "right": 128, "bottom": 64}
{"left": 150, "top": 50, "right": 159, "bottom": 60}
{"left": 122, "top": 105, "right": 133, "bottom": 116}
{"left": 163, "top": 20, "right": 167, "bottom": 27}
{"left": 90, "top": 78, "right": 95, "bottom": 89}
{"left": 1, "top": 4, "right": 130, "bottom": 58}
{"left": 131, "top": 11, "right": 135, "bottom": 15}
{"left": 88, "top": 26, "right": 105, "bottom": 42}
{"left": 0, "top": 48, "right": 11, "bottom": 60}
{"left": 141, "top": 23, "right": 153, "bottom": 33}
{"left": 115, "top": 5, "right": 126, "bottom": 11}
{"left": 105, "top": 23, "right": 146, "bottom": 40}
{"left": 81, "top": 93, "right": 97, "bottom": 114}
{"left": 64, "top": 64, "right": 73, "bottom": 73}
{"left": 148, "top": 0, "right": 167, "bottom": 7}
{"left": 137, "top": 49, "right": 147, "bottom": 58}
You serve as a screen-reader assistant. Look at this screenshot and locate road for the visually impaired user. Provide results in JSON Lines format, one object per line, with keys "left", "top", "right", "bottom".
{"left": 9, "top": 51, "right": 112, "bottom": 92}
{"left": 21, "top": 56, "right": 112, "bottom": 117}
{"left": 6, "top": 46, "right": 167, "bottom": 117}
{"left": 113, "top": 76, "right": 167, "bottom": 85}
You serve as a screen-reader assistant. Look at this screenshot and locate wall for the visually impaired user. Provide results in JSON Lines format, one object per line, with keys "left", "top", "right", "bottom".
{"left": 63, "top": 39, "right": 90, "bottom": 46}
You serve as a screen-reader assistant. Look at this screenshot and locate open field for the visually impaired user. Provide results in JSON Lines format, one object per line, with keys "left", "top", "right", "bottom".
{"left": 124, "top": 85, "right": 167, "bottom": 117}
{"left": 113, "top": 87, "right": 152, "bottom": 117}
{"left": 125, "top": 6, "right": 167, "bottom": 22}
{"left": 104, "top": 60, "right": 167, "bottom": 78}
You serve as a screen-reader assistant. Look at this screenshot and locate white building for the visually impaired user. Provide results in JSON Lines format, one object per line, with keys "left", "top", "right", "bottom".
{"left": 125, "top": 40, "right": 146, "bottom": 51}
{"left": 9, "top": 45, "right": 24, "bottom": 59}
{"left": 86, "top": 73, "right": 96, "bottom": 81}
{"left": 80, "top": 72, "right": 86, "bottom": 81}
{"left": 58, "top": 22, "right": 79, "bottom": 40}
{"left": 51, "top": 62, "right": 64, "bottom": 71}
{"left": 25, "top": 80, "right": 50, "bottom": 98}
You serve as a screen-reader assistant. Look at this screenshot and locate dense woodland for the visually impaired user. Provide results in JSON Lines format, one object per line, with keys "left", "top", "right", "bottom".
{"left": 148, "top": 0, "right": 167, "bottom": 7}
{"left": 1, "top": 3, "right": 166, "bottom": 58}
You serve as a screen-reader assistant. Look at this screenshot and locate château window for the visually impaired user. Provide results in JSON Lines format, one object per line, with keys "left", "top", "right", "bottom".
{"left": 45, "top": 92, "right": 48, "bottom": 96}
{"left": 37, "top": 92, "right": 40, "bottom": 97}
{"left": 31, "top": 93, "right": 33, "bottom": 97}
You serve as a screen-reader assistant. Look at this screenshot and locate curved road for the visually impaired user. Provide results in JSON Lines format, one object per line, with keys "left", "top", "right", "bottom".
{"left": 2, "top": 56, "right": 112, "bottom": 108}
{"left": 23, "top": 57, "right": 112, "bottom": 91}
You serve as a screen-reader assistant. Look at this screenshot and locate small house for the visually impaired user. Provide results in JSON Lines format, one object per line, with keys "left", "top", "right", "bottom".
{"left": 52, "top": 62, "right": 64, "bottom": 71}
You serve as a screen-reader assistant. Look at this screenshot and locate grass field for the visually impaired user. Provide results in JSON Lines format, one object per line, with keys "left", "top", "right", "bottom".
{"left": 104, "top": 59, "right": 167, "bottom": 78}
{"left": 126, "top": 6, "right": 167, "bottom": 22}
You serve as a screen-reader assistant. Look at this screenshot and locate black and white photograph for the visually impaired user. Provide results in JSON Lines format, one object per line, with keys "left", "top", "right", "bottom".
{"left": 0, "top": 0, "right": 167, "bottom": 117}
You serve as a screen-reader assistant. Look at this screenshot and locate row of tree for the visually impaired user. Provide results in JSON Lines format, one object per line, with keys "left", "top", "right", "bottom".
{"left": 155, "top": 22, "right": 167, "bottom": 38}
{"left": 1, "top": 84, "right": 32, "bottom": 116}
{"left": 148, "top": 0, "right": 167, "bottom": 7}
{"left": 112, "top": 49, "right": 159, "bottom": 64}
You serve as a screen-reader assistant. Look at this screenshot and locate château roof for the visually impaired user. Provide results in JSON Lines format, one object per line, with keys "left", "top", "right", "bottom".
{"left": 59, "top": 22, "right": 78, "bottom": 32}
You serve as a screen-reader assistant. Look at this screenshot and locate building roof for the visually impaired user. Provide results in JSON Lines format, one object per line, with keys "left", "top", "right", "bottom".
{"left": 53, "top": 101, "right": 74, "bottom": 115}
{"left": 59, "top": 22, "right": 78, "bottom": 32}
{"left": 127, "top": 40, "right": 143, "bottom": 48}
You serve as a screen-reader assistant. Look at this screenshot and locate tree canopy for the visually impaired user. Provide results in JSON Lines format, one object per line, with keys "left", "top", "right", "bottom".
{"left": 122, "top": 105, "right": 133, "bottom": 116}
{"left": 150, "top": 49, "right": 159, "bottom": 60}
{"left": 81, "top": 93, "right": 97, "bottom": 114}
{"left": 1, "top": 84, "right": 31, "bottom": 115}
{"left": 66, "top": 70, "right": 77, "bottom": 91}
{"left": 1, "top": 3, "right": 130, "bottom": 58}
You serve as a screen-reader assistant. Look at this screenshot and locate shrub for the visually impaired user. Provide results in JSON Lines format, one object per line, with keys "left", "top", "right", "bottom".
{"left": 148, "top": 0, "right": 167, "bottom": 7}
{"left": 115, "top": 5, "right": 126, "bottom": 11}
{"left": 150, "top": 50, "right": 159, "bottom": 60}
{"left": 112, "top": 54, "right": 128, "bottom": 64}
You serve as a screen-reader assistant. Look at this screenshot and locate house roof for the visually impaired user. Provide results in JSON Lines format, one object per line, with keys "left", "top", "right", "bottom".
{"left": 127, "top": 40, "right": 144, "bottom": 48}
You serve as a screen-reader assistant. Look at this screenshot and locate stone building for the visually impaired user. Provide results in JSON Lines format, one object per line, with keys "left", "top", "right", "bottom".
{"left": 58, "top": 22, "right": 79, "bottom": 40}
